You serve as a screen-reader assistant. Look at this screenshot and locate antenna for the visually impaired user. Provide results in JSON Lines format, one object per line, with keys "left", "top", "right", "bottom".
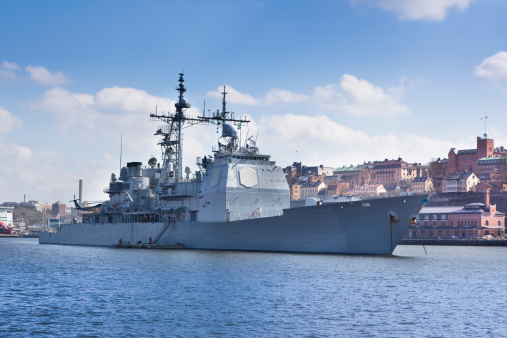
{"left": 120, "top": 135, "right": 123, "bottom": 172}
{"left": 243, "top": 130, "right": 250, "bottom": 148}
{"left": 222, "top": 86, "right": 227, "bottom": 119}
{"left": 480, "top": 113, "right": 488, "bottom": 138}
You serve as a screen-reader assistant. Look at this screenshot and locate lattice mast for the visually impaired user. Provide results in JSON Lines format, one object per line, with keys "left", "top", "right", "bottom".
{"left": 150, "top": 74, "right": 250, "bottom": 182}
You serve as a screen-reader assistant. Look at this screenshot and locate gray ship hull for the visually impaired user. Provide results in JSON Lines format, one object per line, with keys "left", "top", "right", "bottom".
{"left": 39, "top": 195, "right": 427, "bottom": 255}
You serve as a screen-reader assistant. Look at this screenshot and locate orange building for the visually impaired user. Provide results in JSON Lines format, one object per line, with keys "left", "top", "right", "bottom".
{"left": 333, "top": 164, "right": 372, "bottom": 189}
{"left": 289, "top": 184, "right": 302, "bottom": 201}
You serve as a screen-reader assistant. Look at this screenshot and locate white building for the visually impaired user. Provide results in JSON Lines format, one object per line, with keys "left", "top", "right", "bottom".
{"left": 442, "top": 172, "right": 479, "bottom": 193}
{"left": 352, "top": 183, "right": 387, "bottom": 197}
{"left": 0, "top": 206, "right": 14, "bottom": 227}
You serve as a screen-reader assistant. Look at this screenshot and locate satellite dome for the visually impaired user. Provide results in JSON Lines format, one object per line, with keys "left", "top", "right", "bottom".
{"left": 175, "top": 97, "right": 191, "bottom": 108}
{"left": 222, "top": 124, "right": 238, "bottom": 138}
{"left": 148, "top": 157, "right": 158, "bottom": 168}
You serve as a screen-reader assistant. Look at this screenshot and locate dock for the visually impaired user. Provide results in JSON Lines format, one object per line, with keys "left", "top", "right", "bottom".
{"left": 400, "top": 239, "right": 507, "bottom": 246}
{"left": 113, "top": 243, "right": 184, "bottom": 249}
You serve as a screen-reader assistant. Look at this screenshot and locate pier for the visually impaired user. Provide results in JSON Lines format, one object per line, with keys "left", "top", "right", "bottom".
{"left": 113, "top": 243, "right": 184, "bottom": 249}
{"left": 400, "top": 239, "right": 507, "bottom": 246}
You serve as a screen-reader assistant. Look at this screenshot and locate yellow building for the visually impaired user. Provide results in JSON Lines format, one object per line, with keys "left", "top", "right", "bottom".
{"left": 412, "top": 176, "right": 434, "bottom": 193}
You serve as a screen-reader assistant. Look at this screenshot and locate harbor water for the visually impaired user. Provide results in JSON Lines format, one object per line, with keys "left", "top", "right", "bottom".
{"left": 1, "top": 238, "right": 506, "bottom": 337}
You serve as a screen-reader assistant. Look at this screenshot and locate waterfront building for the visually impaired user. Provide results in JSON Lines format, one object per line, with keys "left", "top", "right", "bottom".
{"left": 0, "top": 206, "right": 14, "bottom": 227}
{"left": 446, "top": 136, "right": 507, "bottom": 174}
{"left": 285, "top": 162, "right": 336, "bottom": 200}
{"left": 406, "top": 192, "right": 505, "bottom": 239}
{"left": 1, "top": 201, "right": 43, "bottom": 211}
{"left": 52, "top": 201, "right": 66, "bottom": 218}
{"left": 300, "top": 181, "right": 326, "bottom": 199}
{"left": 442, "top": 172, "right": 479, "bottom": 193}
{"left": 304, "top": 165, "right": 335, "bottom": 177}
{"left": 333, "top": 163, "right": 372, "bottom": 189}
{"left": 476, "top": 181, "right": 507, "bottom": 193}
{"left": 325, "top": 182, "right": 350, "bottom": 197}
{"left": 289, "top": 184, "right": 302, "bottom": 201}
{"left": 476, "top": 155, "right": 507, "bottom": 180}
{"left": 411, "top": 176, "right": 434, "bottom": 193}
{"left": 352, "top": 183, "right": 387, "bottom": 197}
{"left": 370, "top": 158, "right": 417, "bottom": 186}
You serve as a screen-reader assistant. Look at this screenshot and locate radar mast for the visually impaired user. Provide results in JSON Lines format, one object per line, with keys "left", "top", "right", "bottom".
{"left": 150, "top": 74, "right": 250, "bottom": 183}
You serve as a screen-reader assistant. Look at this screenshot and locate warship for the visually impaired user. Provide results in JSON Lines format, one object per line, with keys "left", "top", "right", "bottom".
{"left": 39, "top": 74, "right": 428, "bottom": 254}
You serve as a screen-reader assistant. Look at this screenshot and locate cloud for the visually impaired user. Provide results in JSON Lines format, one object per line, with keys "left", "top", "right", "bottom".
{"left": 356, "top": 0, "right": 473, "bottom": 21}
{"left": 0, "top": 142, "right": 33, "bottom": 179}
{"left": 315, "top": 74, "right": 410, "bottom": 117}
{"left": 31, "top": 85, "right": 204, "bottom": 163}
{"left": 25, "top": 65, "right": 71, "bottom": 85}
{"left": 25, "top": 85, "right": 215, "bottom": 202}
{"left": 2, "top": 61, "right": 20, "bottom": 70}
{"left": 208, "top": 75, "right": 410, "bottom": 117}
{"left": 207, "top": 86, "right": 259, "bottom": 105}
{"left": 253, "top": 114, "right": 452, "bottom": 167}
{"left": 0, "top": 60, "right": 21, "bottom": 79}
{"left": 0, "top": 107, "right": 22, "bottom": 132}
{"left": 264, "top": 88, "right": 310, "bottom": 105}
{"left": 95, "top": 86, "right": 172, "bottom": 113}
{"left": 475, "top": 51, "right": 507, "bottom": 80}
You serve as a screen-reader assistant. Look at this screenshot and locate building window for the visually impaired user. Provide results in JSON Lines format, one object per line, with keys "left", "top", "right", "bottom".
{"left": 486, "top": 220, "right": 489, "bottom": 226}
{"left": 432, "top": 215, "right": 437, "bottom": 220}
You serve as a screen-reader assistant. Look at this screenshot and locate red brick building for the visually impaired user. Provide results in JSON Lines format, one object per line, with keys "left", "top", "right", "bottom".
{"left": 406, "top": 192, "right": 505, "bottom": 239}
{"left": 52, "top": 201, "right": 66, "bottom": 218}
{"left": 446, "top": 136, "right": 507, "bottom": 174}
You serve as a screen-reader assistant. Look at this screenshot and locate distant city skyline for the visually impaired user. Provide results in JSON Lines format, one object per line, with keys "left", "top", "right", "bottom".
{"left": 1, "top": 0, "right": 507, "bottom": 202}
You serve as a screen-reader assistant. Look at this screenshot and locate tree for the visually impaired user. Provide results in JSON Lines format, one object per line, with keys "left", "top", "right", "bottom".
{"left": 428, "top": 161, "right": 446, "bottom": 181}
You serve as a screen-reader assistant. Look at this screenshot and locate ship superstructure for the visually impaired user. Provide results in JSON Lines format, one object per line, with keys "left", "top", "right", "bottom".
{"left": 40, "top": 74, "right": 428, "bottom": 255}
{"left": 96, "top": 74, "right": 288, "bottom": 227}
